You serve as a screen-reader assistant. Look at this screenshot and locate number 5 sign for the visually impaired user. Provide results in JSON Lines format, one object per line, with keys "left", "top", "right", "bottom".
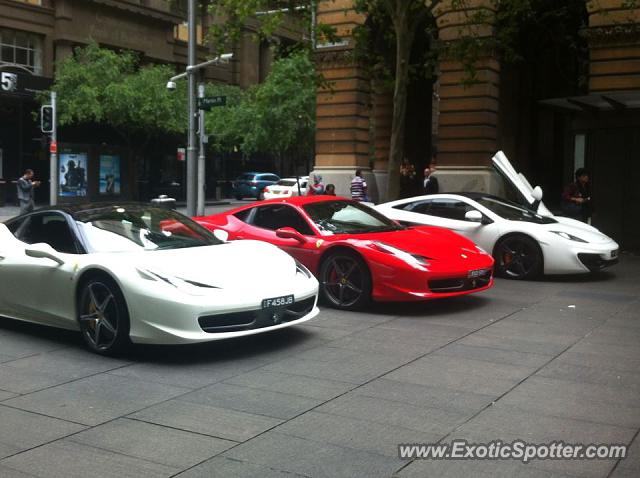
{"left": 1, "top": 72, "right": 18, "bottom": 92}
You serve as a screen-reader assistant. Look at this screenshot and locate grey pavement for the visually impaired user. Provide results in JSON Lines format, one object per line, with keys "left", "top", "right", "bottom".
{"left": 0, "top": 210, "right": 639, "bottom": 476}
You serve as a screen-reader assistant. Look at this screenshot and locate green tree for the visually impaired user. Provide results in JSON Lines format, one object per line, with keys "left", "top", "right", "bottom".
{"left": 204, "top": 50, "right": 318, "bottom": 174}
{"left": 46, "top": 42, "right": 187, "bottom": 165}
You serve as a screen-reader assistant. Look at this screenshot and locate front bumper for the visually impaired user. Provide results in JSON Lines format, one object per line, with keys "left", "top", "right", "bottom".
{"left": 541, "top": 240, "right": 619, "bottom": 274}
{"left": 124, "top": 279, "right": 319, "bottom": 344}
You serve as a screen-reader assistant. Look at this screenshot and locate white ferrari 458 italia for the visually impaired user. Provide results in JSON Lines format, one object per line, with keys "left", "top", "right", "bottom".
{"left": 376, "top": 152, "right": 619, "bottom": 279}
{"left": 0, "top": 204, "right": 319, "bottom": 354}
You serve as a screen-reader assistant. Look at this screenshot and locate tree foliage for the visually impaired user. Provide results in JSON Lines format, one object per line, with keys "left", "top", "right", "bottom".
{"left": 48, "top": 42, "right": 187, "bottom": 145}
{"left": 205, "top": 50, "right": 317, "bottom": 170}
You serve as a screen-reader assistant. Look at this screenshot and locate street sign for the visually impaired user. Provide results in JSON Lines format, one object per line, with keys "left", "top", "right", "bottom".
{"left": 198, "top": 96, "right": 226, "bottom": 110}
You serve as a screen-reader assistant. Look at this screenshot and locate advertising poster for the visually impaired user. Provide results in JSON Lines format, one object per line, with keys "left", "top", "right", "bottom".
{"left": 99, "top": 155, "right": 121, "bottom": 195}
{"left": 59, "top": 152, "right": 88, "bottom": 197}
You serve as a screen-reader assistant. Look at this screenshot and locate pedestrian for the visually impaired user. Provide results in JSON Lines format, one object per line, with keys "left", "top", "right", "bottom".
{"left": 307, "top": 174, "right": 325, "bottom": 196}
{"left": 16, "top": 169, "right": 40, "bottom": 214}
{"left": 423, "top": 161, "right": 439, "bottom": 195}
{"left": 350, "top": 169, "right": 368, "bottom": 202}
{"left": 399, "top": 158, "right": 416, "bottom": 198}
{"left": 561, "top": 167, "right": 593, "bottom": 223}
{"left": 325, "top": 184, "right": 336, "bottom": 196}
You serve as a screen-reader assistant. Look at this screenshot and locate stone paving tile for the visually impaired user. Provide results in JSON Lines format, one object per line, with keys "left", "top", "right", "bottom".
{"left": 129, "top": 399, "right": 281, "bottom": 442}
{"left": 1, "top": 439, "right": 177, "bottom": 478}
{"left": 175, "top": 456, "right": 309, "bottom": 478}
{"left": 0, "top": 405, "right": 85, "bottom": 459}
{"left": 398, "top": 455, "right": 580, "bottom": 478}
{"left": 433, "top": 343, "right": 553, "bottom": 368}
{"left": 225, "top": 431, "right": 403, "bottom": 477}
{"left": 314, "top": 393, "right": 472, "bottom": 437}
{"left": 275, "top": 411, "right": 437, "bottom": 458}
{"left": 263, "top": 346, "right": 412, "bottom": 384}
{"left": 458, "top": 330, "right": 576, "bottom": 356}
{"left": 67, "top": 418, "right": 234, "bottom": 469}
{"left": 497, "top": 376, "right": 640, "bottom": 428}
{"left": 376, "top": 317, "right": 478, "bottom": 338}
{"left": 353, "top": 327, "right": 457, "bottom": 348}
{"left": 223, "top": 369, "right": 355, "bottom": 401}
{"left": 535, "top": 361, "right": 640, "bottom": 392}
{"left": 0, "top": 327, "right": 72, "bottom": 358}
{"left": 3, "top": 374, "right": 189, "bottom": 426}
{"left": 0, "top": 464, "right": 40, "bottom": 478}
{"left": 0, "top": 390, "right": 17, "bottom": 401}
{"left": 383, "top": 354, "right": 536, "bottom": 396}
{"left": 325, "top": 333, "right": 440, "bottom": 356}
{"left": 479, "top": 318, "right": 587, "bottom": 346}
{"left": 355, "top": 378, "right": 494, "bottom": 414}
{"left": 584, "top": 325, "right": 640, "bottom": 347}
{"left": 0, "top": 348, "right": 130, "bottom": 394}
{"left": 0, "top": 353, "right": 16, "bottom": 364}
{"left": 554, "top": 343, "right": 640, "bottom": 373}
{"left": 179, "top": 382, "right": 323, "bottom": 420}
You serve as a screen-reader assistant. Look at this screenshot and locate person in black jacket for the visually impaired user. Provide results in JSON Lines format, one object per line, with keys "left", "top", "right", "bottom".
{"left": 423, "top": 162, "right": 439, "bottom": 195}
{"left": 16, "top": 169, "right": 40, "bottom": 214}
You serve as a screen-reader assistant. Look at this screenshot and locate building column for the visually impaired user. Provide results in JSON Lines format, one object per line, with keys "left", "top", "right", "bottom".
{"left": 313, "top": 1, "right": 376, "bottom": 199}
{"left": 433, "top": 0, "right": 502, "bottom": 193}
{"left": 586, "top": 1, "right": 640, "bottom": 93}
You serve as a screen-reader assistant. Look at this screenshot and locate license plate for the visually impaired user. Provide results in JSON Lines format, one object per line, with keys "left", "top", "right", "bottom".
{"left": 611, "top": 249, "right": 618, "bottom": 258}
{"left": 262, "top": 295, "right": 294, "bottom": 309}
{"left": 468, "top": 269, "right": 489, "bottom": 278}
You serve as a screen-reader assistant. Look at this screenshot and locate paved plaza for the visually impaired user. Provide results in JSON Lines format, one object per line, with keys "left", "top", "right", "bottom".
{"left": 0, "top": 203, "right": 639, "bottom": 477}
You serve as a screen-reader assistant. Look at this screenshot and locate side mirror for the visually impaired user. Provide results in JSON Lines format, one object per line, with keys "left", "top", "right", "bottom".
{"left": 275, "top": 227, "right": 306, "bottom": 243}
{"left": 465, "top": 210, "right": 484, "bottom": 223}
{"left": 213, "top": 229, "right": 229, "bottom": 242}
{"left": 25, "top": 243, "right": 65, "bottom": 265}
{"left": 532, "top": 186, "right": 543, "bottom": 202}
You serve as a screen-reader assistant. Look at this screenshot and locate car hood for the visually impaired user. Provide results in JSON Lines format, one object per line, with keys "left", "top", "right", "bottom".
{"left": 129, "top": 240, "right": 297, "bottom": 289}
{"left": 351, "top": 226, "right": 489, "bottom": 262}
{"left": 543, "top": 217, "right": 615, "bottom": 244}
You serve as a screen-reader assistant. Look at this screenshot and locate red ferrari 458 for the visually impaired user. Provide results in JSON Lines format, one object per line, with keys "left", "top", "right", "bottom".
{"left": 195, "top": 196, "right": 494, "bottom": 310}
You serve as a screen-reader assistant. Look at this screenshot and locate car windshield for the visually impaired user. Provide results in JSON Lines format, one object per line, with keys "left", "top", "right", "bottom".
{"left": 304, "top": 200, "right": 404, "bottom": 235}
{"left": 238, "top": 174, "right": 255, "bottom": 181}
{"left": 476, "top": 196, "right": 556, "bottom": 224}
{"left": 75, "top": 206, "right": 221, "bottom": 252}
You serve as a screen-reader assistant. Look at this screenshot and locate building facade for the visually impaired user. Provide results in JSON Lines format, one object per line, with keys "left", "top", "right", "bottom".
{"left": 0, "top": 0, "right": 283, "bottom": 204}
{"left": 314, "top": 0, "right": 640, "bottom": 248}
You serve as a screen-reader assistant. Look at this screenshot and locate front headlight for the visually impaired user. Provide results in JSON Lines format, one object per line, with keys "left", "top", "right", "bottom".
{"left": 370, "top": 241, "right": 431, "bottom": 267}
{"left": 295, "top": 259, "right": 312, "bottom": 279}
{"left": 551, "top": 231, "right": 588, "bottom": 243}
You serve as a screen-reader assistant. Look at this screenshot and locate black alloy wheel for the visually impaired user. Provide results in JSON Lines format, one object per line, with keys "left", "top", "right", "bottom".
{"left": 320, "top": 251, "right": 372, "bottom": 310}
{"left": 78, "top": 277, "right": 130, "bottom": 354}
{"left": 494, "top": 235, "right": 542, "bottom": 280}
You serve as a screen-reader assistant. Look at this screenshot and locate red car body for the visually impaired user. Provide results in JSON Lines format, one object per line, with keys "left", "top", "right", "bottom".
{"left": 195, "top": 196, "right": 494, "bottom": 307}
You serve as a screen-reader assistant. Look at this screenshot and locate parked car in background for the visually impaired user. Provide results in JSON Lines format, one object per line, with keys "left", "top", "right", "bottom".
{"left": 195, "top": 196, "right": 494, "bottom": 310}
{"left": 232, "top": 173, "right": 280, "bottom": 200}
{"left": 263, "top": 177, "right": 309, "bottom": 199}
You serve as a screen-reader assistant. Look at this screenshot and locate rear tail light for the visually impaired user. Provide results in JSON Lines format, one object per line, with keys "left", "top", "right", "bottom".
{"left": 264, "top": 187, "right": 271, "bottom": 193}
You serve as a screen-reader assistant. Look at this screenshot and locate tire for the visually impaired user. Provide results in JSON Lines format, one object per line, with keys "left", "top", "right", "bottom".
{"left": 256, "top": 190, "right": 263, "bottom": 201}
{"left": 77, "top": 276, "right": 130, "bottom": 355}
{"left": 235, "top": 194, "right": 243, "bottom": 200}
{"left": 493, "top": 235, "right": 543, "bottom": 280}
{"left": 319, "top": 250, "right": 372, "bottom": 310}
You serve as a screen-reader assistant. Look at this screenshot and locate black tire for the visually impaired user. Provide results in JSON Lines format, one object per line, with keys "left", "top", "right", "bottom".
{"left": 319, "top": 250, "right": 372, "bottom": 310}
{"left": 493, "top": 235, "right": 543, "bottom": 280}
{"left": 77, "top": 276, "right": 130, "bottom": 355}
{"left": 235, "top": 193, "right": 243, "bottom": 200}
{"left": 256, "top": 190, "right": 263, "bottom": 201}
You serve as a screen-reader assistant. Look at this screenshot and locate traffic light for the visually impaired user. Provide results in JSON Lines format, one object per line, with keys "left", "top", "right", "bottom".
{"left": 41, "top": 105, "right": 53, "bottom": 133}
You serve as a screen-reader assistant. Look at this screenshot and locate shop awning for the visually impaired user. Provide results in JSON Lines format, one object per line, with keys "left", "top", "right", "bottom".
{"left": 539, "top": 90, "right": 640, "bottom": 112}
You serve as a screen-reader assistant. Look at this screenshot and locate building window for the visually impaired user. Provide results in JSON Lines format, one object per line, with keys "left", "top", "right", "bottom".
{"left": 174, "top": 22, "right": 204, "bottom": 45}
{"left": 0, "top": 28, "right": 43, "bottom": 75}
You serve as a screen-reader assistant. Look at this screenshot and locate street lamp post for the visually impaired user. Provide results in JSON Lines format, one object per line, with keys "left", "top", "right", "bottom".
{"left": 186, "top": 0, "right": 197, "bottom": 217}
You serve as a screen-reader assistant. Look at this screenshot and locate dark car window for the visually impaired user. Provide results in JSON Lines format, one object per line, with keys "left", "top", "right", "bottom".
{"left": 414, "top": 199, "right": 474, "bottom": 221}
{"left": 251, "top": 205, "right": 314, "bottom": 235}
{"left": 238, "top": 174, "right": 255, "bottom": 181}
{"left": 18, "top": 213, "right": 80, "bottom": 254}
{"left": 233, "top": 209, "right": 252, "bottom": 222}
{"left": 260, "top": 175, "right": 279, "bottom": 182}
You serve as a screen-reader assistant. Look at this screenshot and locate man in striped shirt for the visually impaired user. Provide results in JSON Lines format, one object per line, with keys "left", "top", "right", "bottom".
{"left": 350, "top": 169, "right": 368, "bottom": 202}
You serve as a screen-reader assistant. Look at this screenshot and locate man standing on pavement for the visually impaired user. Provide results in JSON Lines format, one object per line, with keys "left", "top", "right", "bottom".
{"left": 16, "top": 169, "right": 40, "bottom": 214}
{"left": 350, "top": 169, "right": 368, "bottom": 202}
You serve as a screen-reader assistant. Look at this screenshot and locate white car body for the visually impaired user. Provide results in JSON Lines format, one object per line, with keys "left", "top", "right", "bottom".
{"left": 376, "top": 152, "right": 618, "bottom": 276}
{"left": 0, "top": 207, "right": 319, "bottom": 348}
{"left": 263, "top": 177, "right": 309, "bottom": 199}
